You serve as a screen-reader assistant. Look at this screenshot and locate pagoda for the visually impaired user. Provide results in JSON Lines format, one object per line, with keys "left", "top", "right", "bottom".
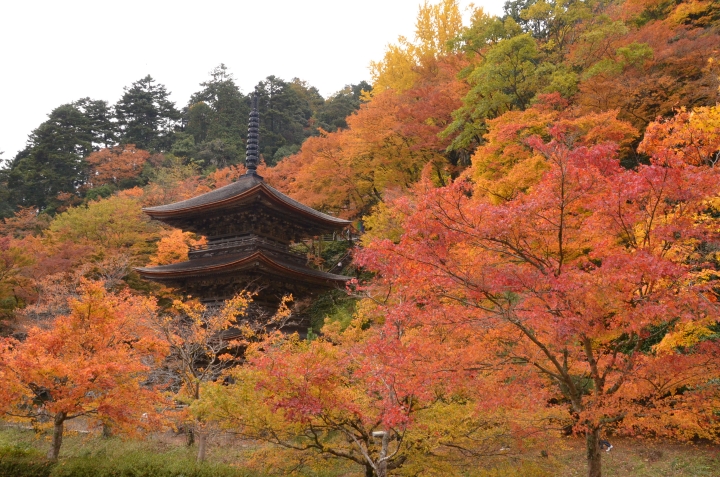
{"left": 136, "top": 94, "right": 350, "bottom": 329}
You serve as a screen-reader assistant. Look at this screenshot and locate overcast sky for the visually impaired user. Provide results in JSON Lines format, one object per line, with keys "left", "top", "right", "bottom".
{"left": 0, "top": 0, "right": 504, "bottom": 162}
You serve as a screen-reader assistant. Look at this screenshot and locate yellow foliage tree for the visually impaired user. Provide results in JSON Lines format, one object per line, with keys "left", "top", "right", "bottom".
{"left": 369, "top": 0, "right": 464, "bottom": 94}
{"left": 47, "top": 196, "right": 158, "bottom": 258}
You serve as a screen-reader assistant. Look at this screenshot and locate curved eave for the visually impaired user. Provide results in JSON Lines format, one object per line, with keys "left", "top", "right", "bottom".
{"left": 135, "top": 251, "right": 349, "bottom": 285}
{"left": 143, "top": 176, "right": 349, "bottom": 229}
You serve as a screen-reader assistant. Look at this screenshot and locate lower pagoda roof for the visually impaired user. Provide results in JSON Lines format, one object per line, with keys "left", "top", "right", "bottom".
{"left": 136, "top": 249, "right": 349, "bottom": 286}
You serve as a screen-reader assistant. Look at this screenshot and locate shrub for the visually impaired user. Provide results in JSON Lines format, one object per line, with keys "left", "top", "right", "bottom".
{"left": 0, "top": 444, "right": 248, "bottom": 477}
{"left": 49, "top": 452, "right": 247, "bottom": 477}
{"left": 0, "top": 446, "right": 54, "bottom": 477}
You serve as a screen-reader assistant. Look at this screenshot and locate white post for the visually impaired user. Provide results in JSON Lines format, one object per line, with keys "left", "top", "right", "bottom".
{"left": 372, "top": 431, "right": 389, "bottom": 477}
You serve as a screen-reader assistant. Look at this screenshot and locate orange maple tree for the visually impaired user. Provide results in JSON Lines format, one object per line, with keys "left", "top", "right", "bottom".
{"left": 201, "top": 315, "right": 537, "bottom": 477}
{"left": 639, "top": 105, "right": 720, "bottom": 166}
{"left": 267, "top": 55, "right": 467, "bottom": 218}
{"left": 148, "top": 229, "right": 206, "bottom": 266}
{"left": 0, "top": 280, "right": 168, "bottom": 460}
{"left": 85, "top": 144, "right": 150, "bottom": 188}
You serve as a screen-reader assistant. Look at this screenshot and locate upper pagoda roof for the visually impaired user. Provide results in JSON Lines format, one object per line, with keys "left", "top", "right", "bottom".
{"left": 144, "top": 92, "right": 349, "bottom": 234}
{"left": 143, "top": 173, "right": 349, "bottom": 229}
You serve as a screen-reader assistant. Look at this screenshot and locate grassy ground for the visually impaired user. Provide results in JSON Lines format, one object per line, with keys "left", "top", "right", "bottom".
{"left": 1, "top": 424, "right": 718, "bottom": 476}
{"left": 552, "top": 438, "right": 720, "bottom": 477}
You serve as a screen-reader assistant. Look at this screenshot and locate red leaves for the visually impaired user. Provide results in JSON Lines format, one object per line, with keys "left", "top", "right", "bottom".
{"left": 357, "top": 107, "right": 720, "bottom": 443}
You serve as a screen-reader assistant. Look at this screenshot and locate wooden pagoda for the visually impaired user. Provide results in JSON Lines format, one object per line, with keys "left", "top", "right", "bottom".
{"left": 136, "top": 95, "right": 350, "bottom": 329}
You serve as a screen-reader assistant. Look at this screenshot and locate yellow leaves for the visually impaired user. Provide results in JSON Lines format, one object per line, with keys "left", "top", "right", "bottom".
{"left": 370, "top": 0, "right": 464, "bottom": 94}
{"left": 370, "top": 40, "right": 419, "bottom": 94}
{"left": 218, "top": 291, "right": 252, "bottom": 326}
{"left": 669, "top": 0, "right": 719, "bottom": 26}
{"left": 361, "top": 201, "right": 408, "bottom": 244}
{"left": 415, "top": 0, "right": 463, "bottom": 60}
{"left": 48, "top": 195, "right": 158, "bottom": 257}
{"left": 473, "top": 153, "right": 549, "bottom": 204}
{"left": 654, "top": 319, "right": 716, "bottom": 354}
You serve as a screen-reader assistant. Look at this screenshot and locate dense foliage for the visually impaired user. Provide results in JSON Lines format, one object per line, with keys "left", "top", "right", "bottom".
{"left": 1, "top": 1, "right": 719, "bottom": 476}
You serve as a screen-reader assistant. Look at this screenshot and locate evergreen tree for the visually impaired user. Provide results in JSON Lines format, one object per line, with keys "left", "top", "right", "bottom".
{"left": 1, "top": 100, "right": 112, "bottom": 214}
{"left": 0, "top": 152, "right": 11, "bottom": 219}
{"left": 74, "top": 97, "right": 117, "bottom": 148}
{"left": 183, "top": 64, "right": 250, "bottom": 168}
{"left": 115, "top": 75, "right": 180, "bottom": 151}
{"left": 255, "top": 76, "right": 322, "bottom": 165}
{"left": 314, "top": 81, "right": 370, "bottom": 132}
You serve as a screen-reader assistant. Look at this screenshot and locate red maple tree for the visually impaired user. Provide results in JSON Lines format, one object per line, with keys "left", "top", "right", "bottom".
{"left": 356, "top": 112, "right": 720, "bottom": 477}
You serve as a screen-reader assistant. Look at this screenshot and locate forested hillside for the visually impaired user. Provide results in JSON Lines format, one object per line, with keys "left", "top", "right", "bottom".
{"left": 1, "top": 1, "right": 720, "bottom": 477}
{"left": 0, "top": 65, "right": 369, "bottom": 216}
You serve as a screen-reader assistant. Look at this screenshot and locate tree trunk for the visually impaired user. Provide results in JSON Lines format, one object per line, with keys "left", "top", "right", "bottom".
{"left": 586, "top": 427, "right": 602, "bottom": 477}
{"left": 365, "top": 464, "right": 374, "bottom": 477}
{"left": 197, "top": 431, "right": 208, "bottom": 462}
{"left": 376, "top": 460, "right": 387, "bottom": 477}
{"left": 187, "top": 427, "right": 195, "bottom": 446}
{"left": 47, "top": 412, "right": 66, "bottom": 461}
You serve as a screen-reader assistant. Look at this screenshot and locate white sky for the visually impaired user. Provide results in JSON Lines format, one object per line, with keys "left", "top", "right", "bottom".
{"left": 0, "top": 0, "right": 504, "bottom": 162}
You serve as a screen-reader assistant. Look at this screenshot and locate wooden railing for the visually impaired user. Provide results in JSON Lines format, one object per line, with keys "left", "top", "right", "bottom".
{"left": 189, "top": 235, "right": 289, "bottom": 253}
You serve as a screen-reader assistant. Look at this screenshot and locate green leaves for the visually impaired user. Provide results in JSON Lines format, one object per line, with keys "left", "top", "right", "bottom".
{"left": 2, "top": 100, "right": 112, "bottom": 214}
{"left": 115, "top": 75, "right": 180, "bottom": 152}
{"left": 445, "top": 33, "right": 546, "bottom": 151}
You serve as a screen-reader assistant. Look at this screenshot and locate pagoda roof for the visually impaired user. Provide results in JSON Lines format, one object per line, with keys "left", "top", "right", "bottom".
{"left": 143, "top": 173, "right": 350, "bottom": 229}
{"left": 136, "top": 249, "right": 350, "bottom": 286}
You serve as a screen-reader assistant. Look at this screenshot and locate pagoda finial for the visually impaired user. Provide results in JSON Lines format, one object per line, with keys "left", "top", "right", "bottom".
{"left": 245, "top": 91, "right": 261, "bottom": 175}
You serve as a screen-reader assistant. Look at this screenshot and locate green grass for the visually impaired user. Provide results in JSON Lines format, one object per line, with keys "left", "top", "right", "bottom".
{"left": 0, "top": 426, "right": 254, "bottom": 477}
{"left": 1, "top": 426, "right": 718, "bottom": 477}
{"left": 552, "top": 438, "right": 720, "bottom": 477}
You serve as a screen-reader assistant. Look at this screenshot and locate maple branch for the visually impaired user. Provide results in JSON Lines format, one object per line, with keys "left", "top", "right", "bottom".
{"left": 309, "top": 424, "right": 368, "bottom": 466}
{"left": 605, "top": 333, "right": 640, "bottom": 396}
{"left": 582, "top": 335, "right": 604, "bottom": 395}
{"left": 641, "top": 167, "right": 668, "bottom": 249}
{"left": 505, "top": 313, "right": 582, "bottom": 408}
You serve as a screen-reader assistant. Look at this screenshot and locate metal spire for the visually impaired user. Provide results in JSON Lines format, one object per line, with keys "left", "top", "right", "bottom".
{"left": 245, "top": 91, "right": 260, "bottom": 175}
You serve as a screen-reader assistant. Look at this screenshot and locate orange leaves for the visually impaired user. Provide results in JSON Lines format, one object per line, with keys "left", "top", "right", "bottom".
{"left": 0, "top": 280, "right": 167, "bottom": 456}
{"left": 468, "top": 96, "right": 638, "bottom": 202}
{"left": 205, "top": 164, "right": 246, "bottom": 188}
{"left": 86, "top": 144, "right": 150, "bottom": 188}
{"left": 149, "top": 229, "right": 205, "bottom": 266}
{"left": 0, "top": 206, "right": 50, "bottom": 239}
{"left": 266, "top": 59, "right": 467, "bottom": 218}
{"left": 639, "top": 105, "right": 720, "bottom": 167}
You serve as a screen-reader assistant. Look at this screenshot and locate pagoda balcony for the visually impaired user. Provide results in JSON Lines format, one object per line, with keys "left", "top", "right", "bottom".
{"left": 188, "top": 234, "right": 306, "bottom": 265}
